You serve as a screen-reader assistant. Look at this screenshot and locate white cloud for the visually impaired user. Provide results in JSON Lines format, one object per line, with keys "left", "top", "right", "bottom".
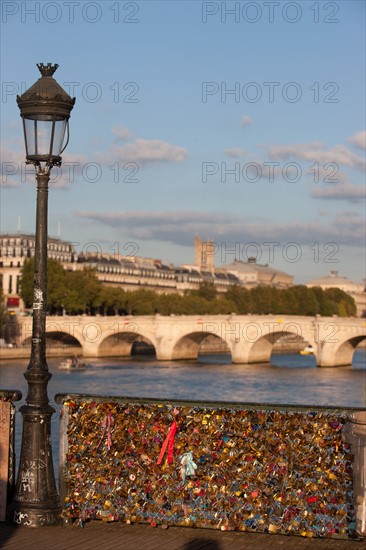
{"left": 268, "top": 142, "right": 365, "bottom": 171}
{"left": 311, "top": 183, "right": 366, "bottom": 202}
{"left": 0, "top": 141, "right": 87, "bottom": 189}
{"left": 224, "top": 148, "right": 248, "bottom": 158}
{"left": 47, "top": 152, "right": 89, "bottom": 188}
{"left": 220, "top": 157, "right": 306, "bottom": 181}
{"left": 1, "top": 143, "right": 23, "bottom": 187}
{"left": 96, "top": 138, "right": 188, "bottom": 164}
{"left": 111, "top": 125, "right": 133, "bottom": 140}
{"left": 348, "top": 130, "right": 366, "bottom": 151}
{"left": 305, "top": 166, "right": 350, "bottom": 185}
{"left": 75, "top": 209, "right": 365, "bottom": 249}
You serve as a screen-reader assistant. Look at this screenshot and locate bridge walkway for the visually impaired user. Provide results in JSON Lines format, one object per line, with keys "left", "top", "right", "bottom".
{"left": 1, "top": 521, "right": 364, "bottom": 550}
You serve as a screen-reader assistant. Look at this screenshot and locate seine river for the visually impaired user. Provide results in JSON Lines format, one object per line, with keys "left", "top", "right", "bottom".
{"left": 1, "top": 350, "right": 366, "bottom": 408}
{"left": 1, "top": 351, "right": 365, "bottom": 476}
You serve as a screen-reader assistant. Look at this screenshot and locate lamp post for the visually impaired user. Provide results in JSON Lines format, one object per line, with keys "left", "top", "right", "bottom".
{"left": 11, "top": 63, "right": 75, "bottom": 527}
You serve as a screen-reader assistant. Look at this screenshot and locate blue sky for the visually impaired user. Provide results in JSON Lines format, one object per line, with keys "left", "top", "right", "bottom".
{"left": 1, "top": 0, "right": 365, "bottom": 283}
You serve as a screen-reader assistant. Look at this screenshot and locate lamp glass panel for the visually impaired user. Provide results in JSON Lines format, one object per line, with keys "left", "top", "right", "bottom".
{"left": 52, "top": 119, "right": 67, "bottom": 156}
{"left": 24, "top": 119, "right": 36, "bottom": 156}
{"left": 24, "top": 116, "right": 52, "bottom": 157}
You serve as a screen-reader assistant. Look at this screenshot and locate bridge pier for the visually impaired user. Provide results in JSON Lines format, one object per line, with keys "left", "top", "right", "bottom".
{"left": 316, "top": 342, "right": 354, "bottom": 367}
{"left": 81, "top": 341, "right": 100, "bottom": 357}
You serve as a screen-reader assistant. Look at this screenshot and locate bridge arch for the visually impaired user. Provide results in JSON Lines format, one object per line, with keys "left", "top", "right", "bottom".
{"left": 245, "top": 328, "right": 312, "bottom": 364}
{"left": 320, "top": 334, "right": 366, "bottom": 367}
{"left": 97, "top": 320, "right": 158, "bottom": 358}
{"left": 21, "top": 330, "right": 82, "bottom": 350}
{"left": 98, "top": 331, "right": 157, "bottom": 357}
{"left": 171, "top": 331, "right": 231, "bottom": 361}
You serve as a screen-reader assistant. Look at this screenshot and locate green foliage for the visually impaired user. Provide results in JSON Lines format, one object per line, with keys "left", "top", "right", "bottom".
{"left": 225, "top": 285, "right": 248, "bottom": 313}
{"left": 324, "top": 287, "right": 357, "bottom": 317}
{"left": 20, "top": 258, "right": 103, "bottom": 315}
{"left": 192, "top": 281, "right": 217, "bottom": 301}
{"left": 123, "top": 289, "right": 158, "bottom": 315}
{"left": 18, "top": 259, "right": 357, "bottom": 317}
{"left": 46, "top": 259, "right": 68, "bottom": 312}
{"left": 19, "top": 258, "right": 36, "bottom": 308}
{"left": 65, "top": 268, "right": 102, "bottom": 314}
{"left": 20, "top": 258, "right": 68, "bottom": 311}
{"left": 99, "top": 286, "right": 127, "bottom": 315}
{"left": 283, "top": 286, "right": 319, "bottom": 316}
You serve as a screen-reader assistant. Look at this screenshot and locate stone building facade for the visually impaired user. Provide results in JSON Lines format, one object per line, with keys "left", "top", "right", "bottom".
{"left": 0, "top": 234, "right": 74, "bottom": 305}
{"left": 306, "top": 271, "right": 366, "bottom": 317}
{"left": 1, "top": 234, "right": 363, "bottom": 316}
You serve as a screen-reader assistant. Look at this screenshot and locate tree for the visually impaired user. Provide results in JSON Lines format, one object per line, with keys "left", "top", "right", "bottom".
{"left": 285, "top": 286, "right": 319, "bottom": 316}
{"left": 123, "top": 289, "right": 158, "bottom": 315}
{"left": 249, "top": 286, "right": 275, "bottom": 314}
{"left": 208, "top": 296, "right": 237, "bottom": 314}
{"left": 19, "top": 258, "right": 35, "bottom": 308}
{"left": 99, "top": 286, "right": 127, "bottom": 315}
{"left": 226, "top": 285, "right": 249, "bottom": 313}
{"left": 310, "top": 286, "right": 336, "bottom": 316}
{"left": 17, "top": 258, "right": 358, "bottom": 317}
{"left": 324, "top": 288, "right": 356, "bottom": 317}
{"left": 180, "top": 295, "right": 211, "bottom": 314}
{"left": 156, "top": 293, "right": 186, "bottom": 315}
{"left": 65, "top": 268, "right": 102, "bottom": 315}
{"left": 19, "top": 257, "right": 67, "bottom": 311}
{"left": 19, "top": 259, "right": 103, "bottom": 315}
{"left": 47, "top": 259, "right": 68, "bottom": 313}
{"left": 192, "top": 281, "right": 217, "bottom": 301}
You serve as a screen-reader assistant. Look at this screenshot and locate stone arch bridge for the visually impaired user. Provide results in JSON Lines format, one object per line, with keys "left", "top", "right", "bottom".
{"left": 16, "top": 315, "right": 366, "bottom": 368}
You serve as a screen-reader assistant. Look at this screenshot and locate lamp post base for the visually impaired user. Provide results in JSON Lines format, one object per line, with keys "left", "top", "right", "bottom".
{"left": 11, "top": 503, "right": 62, "bottom": 527}
{"left": 10, "top": 399, "right": 62, "bottom": 527}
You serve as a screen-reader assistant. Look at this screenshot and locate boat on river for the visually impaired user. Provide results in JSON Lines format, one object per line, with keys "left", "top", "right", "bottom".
{"left": 58, "top": 357, "right": 87, "bottom": 370}
{"left": 300, "top": 345, "right": 315, "bottom": 355}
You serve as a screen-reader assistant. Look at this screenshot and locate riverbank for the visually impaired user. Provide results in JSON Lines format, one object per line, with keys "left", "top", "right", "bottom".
{"left": 0, "top": 347, "right": 83, "bottom": 360}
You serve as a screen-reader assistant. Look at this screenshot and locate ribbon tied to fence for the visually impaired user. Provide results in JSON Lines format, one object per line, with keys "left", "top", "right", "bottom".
{"left": 157, "top": 421, "right": 177, "bottom": 465}
{"left": 96, "top": 413, "right": 113, "bottom": 451}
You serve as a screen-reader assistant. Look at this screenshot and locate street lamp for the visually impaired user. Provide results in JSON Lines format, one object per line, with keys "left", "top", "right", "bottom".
{"left": 11, "top": 63, "right": 75, "bottom": 527}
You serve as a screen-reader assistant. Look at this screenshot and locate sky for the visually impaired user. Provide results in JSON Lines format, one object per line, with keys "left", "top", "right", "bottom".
{"left": 1, "top": 0, "right": 365, "bottom": 284}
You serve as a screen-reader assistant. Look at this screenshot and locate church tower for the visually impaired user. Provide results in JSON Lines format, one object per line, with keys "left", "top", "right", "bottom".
{"left": 194, "top": 235, "right": 215, "bottom": 273}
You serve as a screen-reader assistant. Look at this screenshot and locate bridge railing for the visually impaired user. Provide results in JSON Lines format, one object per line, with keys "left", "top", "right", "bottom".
{"left": 55, "top": 394, "right": 366, "bottom": 539}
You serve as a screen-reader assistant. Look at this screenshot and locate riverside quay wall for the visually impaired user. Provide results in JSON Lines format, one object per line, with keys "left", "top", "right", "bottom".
{"left": 12, "top": 314, "right": 366, "bottom": 367}
{"left": 56, "top": 396, "right": 366, "bottom": 539}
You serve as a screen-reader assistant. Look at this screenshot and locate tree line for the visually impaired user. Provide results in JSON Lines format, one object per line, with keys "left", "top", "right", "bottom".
{"left": 18, "top": 258, "right": 357, "bottom": 317}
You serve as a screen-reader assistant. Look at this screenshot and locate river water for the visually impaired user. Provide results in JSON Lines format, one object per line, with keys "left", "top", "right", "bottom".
{"left": 1, "top": 350, "right": 365, "bottom": 408}
{"left": 1, "top": 351, "right": 365, "bottom": 477}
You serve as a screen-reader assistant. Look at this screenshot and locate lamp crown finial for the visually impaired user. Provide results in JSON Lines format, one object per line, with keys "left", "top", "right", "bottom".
{"left": 37, "top": 63, "right": 59, "bottom": 77}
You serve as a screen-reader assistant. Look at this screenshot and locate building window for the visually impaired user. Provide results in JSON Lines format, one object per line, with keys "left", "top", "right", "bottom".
{"left": 8, "top": 275, "right": 12, "bottom": 294}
